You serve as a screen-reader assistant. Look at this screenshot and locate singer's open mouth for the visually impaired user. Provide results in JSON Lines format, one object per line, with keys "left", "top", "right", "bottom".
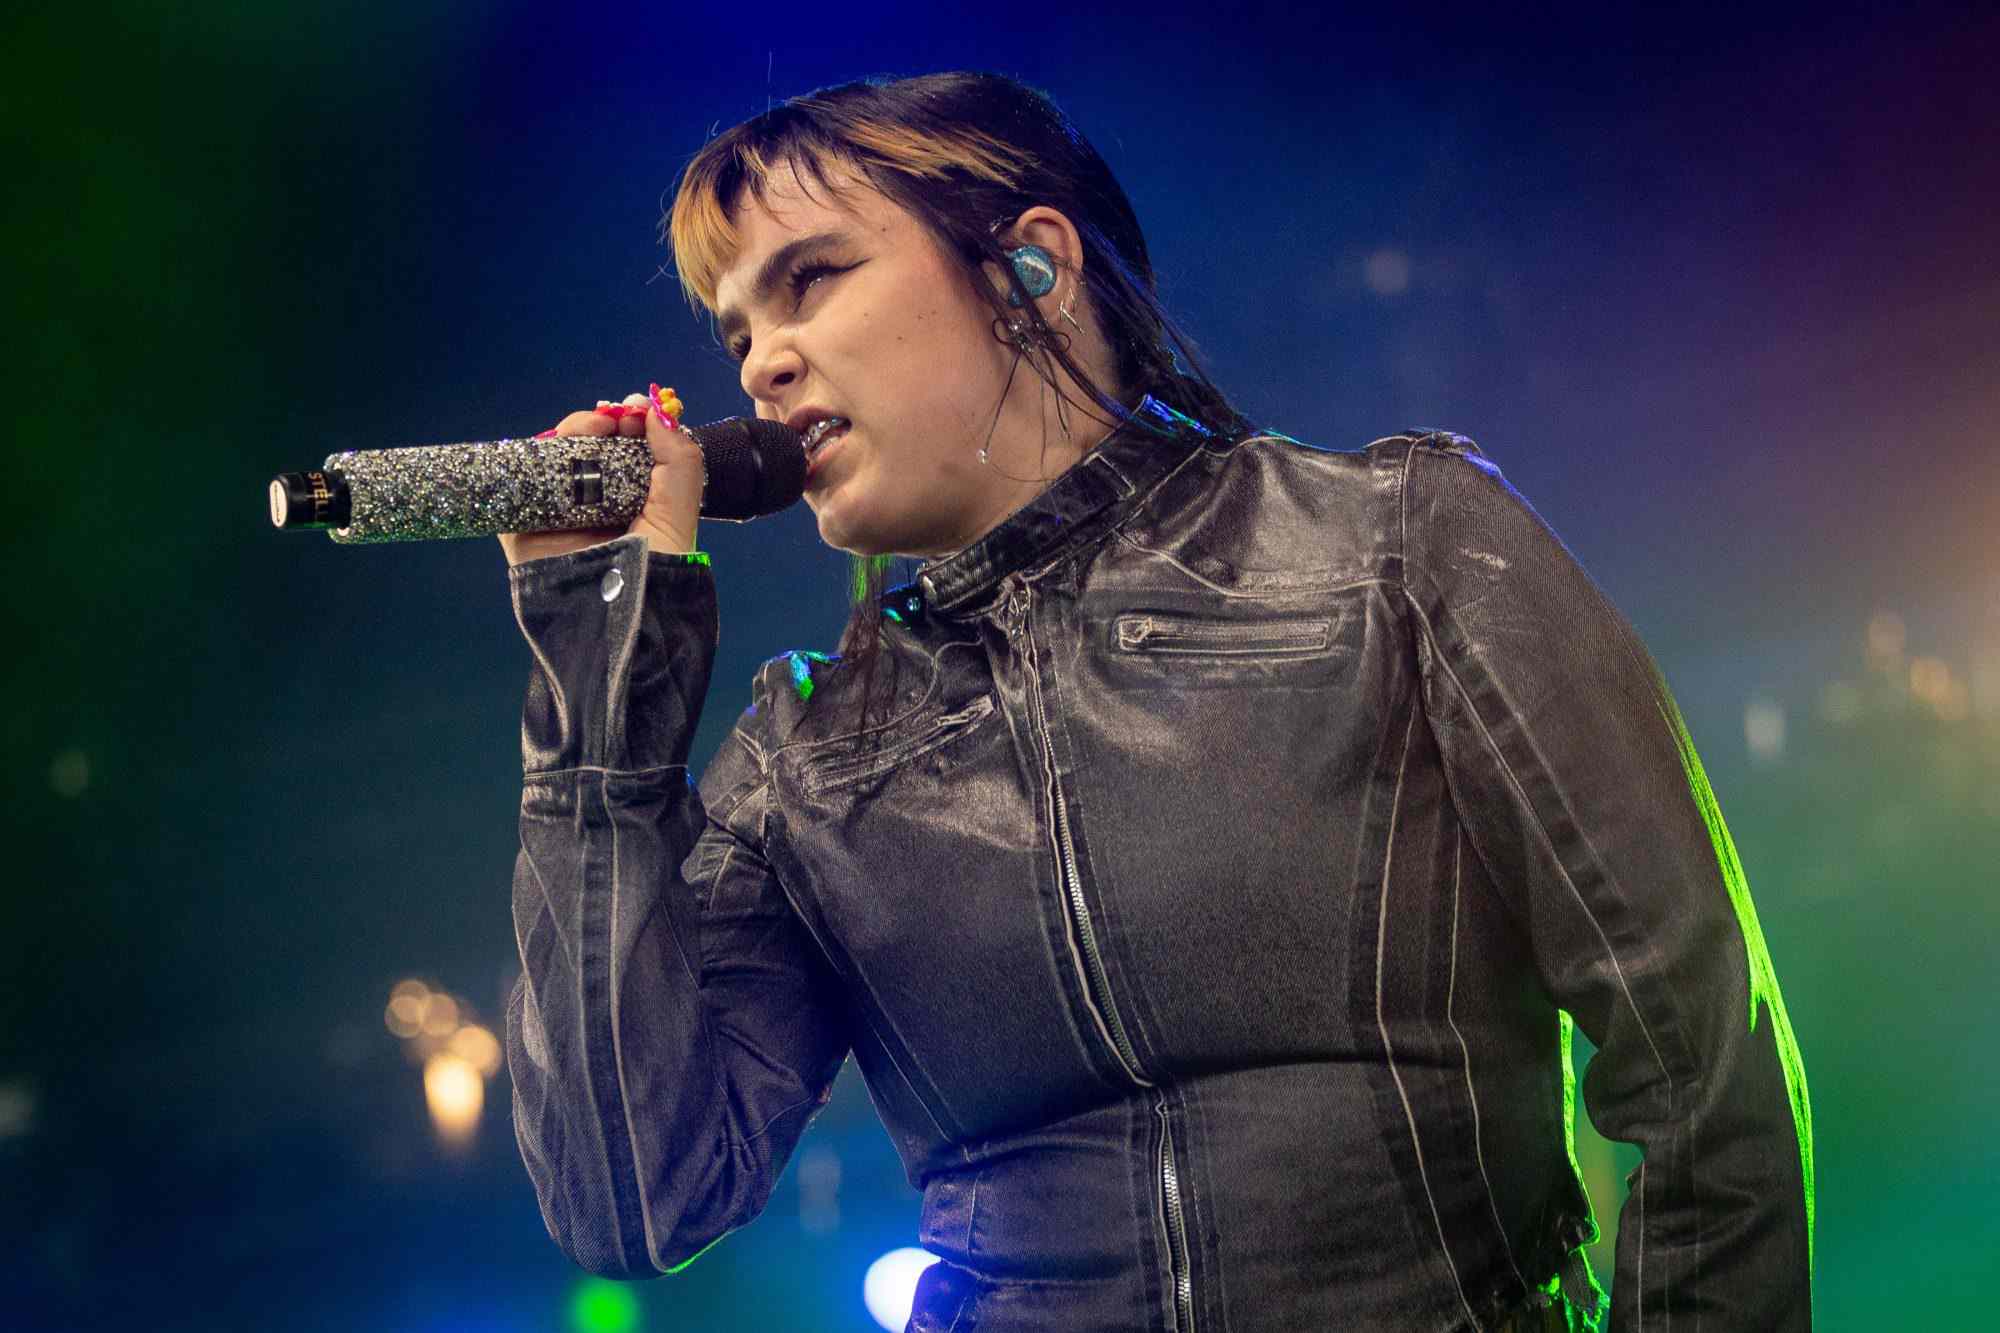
{"left": 806, "top": 429, "right": 852, "bottom": 481}
{"left": 804, "top": 419, "right": 851, "bottom": 478}
{"left": 802, "top": 416, "right": 850, "bottom": 460}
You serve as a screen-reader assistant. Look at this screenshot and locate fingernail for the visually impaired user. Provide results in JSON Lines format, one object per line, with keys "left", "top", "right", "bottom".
{"left": 649, "top": 382, "right": 684, "bottom": 430}
{"left": 533, "top": 428, "right": 558, "bottom": 439}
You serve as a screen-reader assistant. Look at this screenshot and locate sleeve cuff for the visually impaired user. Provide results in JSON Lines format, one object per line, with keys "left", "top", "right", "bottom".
{"left": 509, "top": 535, "right": 720, "bottom": 773}
{"left": 508, "top": 534, "right": 708, "bottom": 587}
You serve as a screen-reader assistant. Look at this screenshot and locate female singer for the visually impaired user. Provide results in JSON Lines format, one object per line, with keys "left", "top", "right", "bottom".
{"left": 497, "top": 72, "right": 1812, "bottom": 1332}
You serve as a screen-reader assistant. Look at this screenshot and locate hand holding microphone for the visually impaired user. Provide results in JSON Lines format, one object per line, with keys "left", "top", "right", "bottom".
{"left": 500, "top": 386, "right": 705, "bottom": 566}
{"left": 267, "top": 384, "right": 807, "bottom": 561}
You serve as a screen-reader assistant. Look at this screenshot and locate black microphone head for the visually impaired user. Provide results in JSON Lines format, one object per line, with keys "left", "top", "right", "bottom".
{"left": 687, "top": 417, "right": 807, "bottom": 521}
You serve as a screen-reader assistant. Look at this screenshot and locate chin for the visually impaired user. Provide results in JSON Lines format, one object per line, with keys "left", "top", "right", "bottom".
{"left": 811, "top": 505, "right": 881, "bottom": 559}
{"left": 810, "top": 484, "right": 946, "bottom": 560}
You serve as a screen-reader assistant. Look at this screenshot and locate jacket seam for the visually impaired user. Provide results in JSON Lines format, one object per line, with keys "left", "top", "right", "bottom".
{"left": 1376, "top": 696, "right": 1480, "bottom": 1326}
{"left": 603, "top": 766, "right": 687, "bottom": 1272}
{"left": 764, "top": 634, "right": 983, "bottom": 764}
{"left": 604, "top": 545, "right": 645, "bottom": 766}
{"left": 1405, "top": 589, "right": 1682, "bottom": 1312}
{"left": 1397, "top": 450, "right": 1676, "bottom": 1100}
{"left": 513, "top": 823, "right": 578, "bottom": 982}
{"left": 1127, "top": 420, "right": 1221, "bottom": 525}
{"left": 511, "top": 574, "right": 572, "bottom": 763}
{"left": 709, "top": 759, "right": 771, "bottom": 829}
{"left": 525, "top": 762, "right": 687, "bottom": 781}
{"left": 741, "top": 1091, "right": 821, "bottom": 1144}
{"left": 1109, "top": 524, "right": 1400, "bottom": 600}
{"left": 1400, "top": 445, "right": 1691, "bottom": 1322}
{"left": 1636, "top": 1159, "right": 1647, "bottom": 1329}
{"left": 1397, "top": 592, "right": 1680, "bottom": 1081}
{"left": 1447, "top": 828, "right": 1531, "bottom": 1295}
{"left": 797, "top": 692, "right": 997, "bottom": 795}
{"left": 1397, "top": 438, "right": 1415, "bottom": 574}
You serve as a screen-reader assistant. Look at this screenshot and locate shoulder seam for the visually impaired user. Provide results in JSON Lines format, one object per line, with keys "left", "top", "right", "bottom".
{"left": 1398, "top": 440, "right": 1415, "bottom": 586}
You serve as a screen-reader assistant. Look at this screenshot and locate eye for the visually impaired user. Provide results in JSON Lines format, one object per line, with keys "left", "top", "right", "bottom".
{"left": 788, "top": 261, "right": 846, "bottom": 304}
{"left": 726, "top": 260, "right": 853, "bottom": 363}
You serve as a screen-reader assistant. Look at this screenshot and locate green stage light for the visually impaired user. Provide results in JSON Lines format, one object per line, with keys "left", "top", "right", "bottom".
{"left": 568, "top": 1278, "right": 640, "bottom": 1333}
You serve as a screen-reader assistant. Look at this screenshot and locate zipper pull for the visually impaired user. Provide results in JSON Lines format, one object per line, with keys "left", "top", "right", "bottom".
{"left": 1004, "top": 578, "right": 1031, "bottom": 629}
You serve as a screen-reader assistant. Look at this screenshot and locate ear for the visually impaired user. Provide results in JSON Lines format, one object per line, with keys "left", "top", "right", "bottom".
{"left": 982, "top": 205, "right": 1085, "bottom": 309}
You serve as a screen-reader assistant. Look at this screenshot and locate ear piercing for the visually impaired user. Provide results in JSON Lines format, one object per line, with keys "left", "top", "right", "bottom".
{"left": 1058, "top": 284, "right": 1083, "bottom": 334}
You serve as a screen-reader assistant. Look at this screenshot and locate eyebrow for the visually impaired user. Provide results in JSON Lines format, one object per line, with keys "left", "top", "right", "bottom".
{"left": 715, "top": 229, "right": 854, "bottom": 340}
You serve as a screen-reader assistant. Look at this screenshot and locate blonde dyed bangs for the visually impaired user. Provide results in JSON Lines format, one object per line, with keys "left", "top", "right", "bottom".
{"left": 666, "top": 109, "right": 1035, "bottom": 313}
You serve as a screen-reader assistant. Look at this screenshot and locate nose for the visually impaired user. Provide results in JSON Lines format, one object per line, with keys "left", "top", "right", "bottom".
{"left": 740, "top": 334, "right": 804, "bottom": 406}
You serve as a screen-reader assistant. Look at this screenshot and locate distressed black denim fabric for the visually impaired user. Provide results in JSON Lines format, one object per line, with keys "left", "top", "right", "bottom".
{"left": 503, "top": 397, "right": 1813, "bottom": 1330}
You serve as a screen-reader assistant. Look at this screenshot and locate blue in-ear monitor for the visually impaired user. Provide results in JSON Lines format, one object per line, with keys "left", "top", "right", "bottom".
{"left": 1006, "top": 245, "right": 1058, "bottom": 306}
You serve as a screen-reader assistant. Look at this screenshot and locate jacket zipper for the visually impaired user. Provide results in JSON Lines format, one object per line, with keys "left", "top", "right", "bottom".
{"left": 1159, "top": 1102, "right": 1193, "bottom": 1333}
{"left": 1116, "top": 614, "right": 1331, "bottom": 655}
{"left": 1008, "top": 576, "right": 1196, "bottom": 1333}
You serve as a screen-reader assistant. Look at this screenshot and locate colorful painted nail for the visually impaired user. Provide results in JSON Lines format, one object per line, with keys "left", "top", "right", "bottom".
{"left": 649, "top": 382, "right": 684, "bottom": 430}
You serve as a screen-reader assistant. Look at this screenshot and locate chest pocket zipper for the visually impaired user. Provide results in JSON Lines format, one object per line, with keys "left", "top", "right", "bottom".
{"left": 1115, "top": 614, "right": 1332, "bottom": 656}
{"left": 799, "top": 695, "right": 996, "bottom": 793}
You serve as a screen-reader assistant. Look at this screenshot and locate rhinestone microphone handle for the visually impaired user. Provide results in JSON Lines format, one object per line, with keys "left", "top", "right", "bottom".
{"left": 322, "top": 435, "right": 654, "bottom": 544}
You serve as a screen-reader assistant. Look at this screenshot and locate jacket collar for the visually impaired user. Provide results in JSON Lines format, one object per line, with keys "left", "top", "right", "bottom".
{"left": 898, "top": 394, "right": 1215, "bottom": 620}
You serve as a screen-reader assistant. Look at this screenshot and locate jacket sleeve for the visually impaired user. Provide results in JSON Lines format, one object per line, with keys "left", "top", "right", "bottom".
{"left": 1398, "top": 442, "right": 1814, "bottom": 1330}
{"left": 502, "top": 535, "right": 852, "bottom": 1277}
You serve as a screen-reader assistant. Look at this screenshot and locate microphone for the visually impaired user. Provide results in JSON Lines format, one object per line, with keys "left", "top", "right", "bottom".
{"left": 268, "top": 417, "right": 806, "bottom": 544}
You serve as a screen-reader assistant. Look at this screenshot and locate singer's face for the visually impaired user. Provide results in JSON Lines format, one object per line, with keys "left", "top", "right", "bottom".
{"left": 713, "top": 167, "right": 1104, "bottom": 559}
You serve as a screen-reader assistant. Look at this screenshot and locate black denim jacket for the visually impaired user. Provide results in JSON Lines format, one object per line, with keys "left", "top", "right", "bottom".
{"left": 502, "top": 398, "right": 1813, "bottom": 1331}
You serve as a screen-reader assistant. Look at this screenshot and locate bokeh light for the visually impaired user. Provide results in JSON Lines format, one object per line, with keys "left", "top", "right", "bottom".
{"left": 1744, "top": 696, "right": 1786, "bottom": 764}
{"left": 388, "top": 980, "right": 503, "bottom": 1148}
{"left": 1866, "top": 610, "right": 1906, "bottom": 672}
{"left": 420, "top": 990, "right": 462, "bottom": 1037}
{"left": 797, "top": 1144, "right": 841, "bottom": 1235}
{"left": 385, "top": 979, "right": 428, "bottom": 1038}
{"left": 423, "top": 1051, "right": 483, "bottom": 1144}
{"left": 863, "top": 1247, "right": 940, "bottom": 1332}
{"left": 1363, "top": 247, "right": 1412, "bottom": 296}
{"left": 567, "top": 1277, "right": 640, "bottom": 1333}
{"left": 447, "top": 1023, "right": 503, "bottom": 1077}
{"left": 1909, "top": 655, "right": 1970, "bottom": 721}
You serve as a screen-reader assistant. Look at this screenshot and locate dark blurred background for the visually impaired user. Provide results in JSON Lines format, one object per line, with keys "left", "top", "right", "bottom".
{"left": 4, "top": 2, "right": 1995, "bottom": 1329}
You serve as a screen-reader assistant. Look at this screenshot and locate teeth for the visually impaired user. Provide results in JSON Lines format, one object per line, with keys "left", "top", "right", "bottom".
{"left": 802, "top": 417, "right": 849, "bottom": 454}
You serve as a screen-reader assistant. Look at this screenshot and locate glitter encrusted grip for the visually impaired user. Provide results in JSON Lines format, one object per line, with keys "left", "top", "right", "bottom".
{"left": 322, "top": 435, "right": 654, "bottom": 544}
